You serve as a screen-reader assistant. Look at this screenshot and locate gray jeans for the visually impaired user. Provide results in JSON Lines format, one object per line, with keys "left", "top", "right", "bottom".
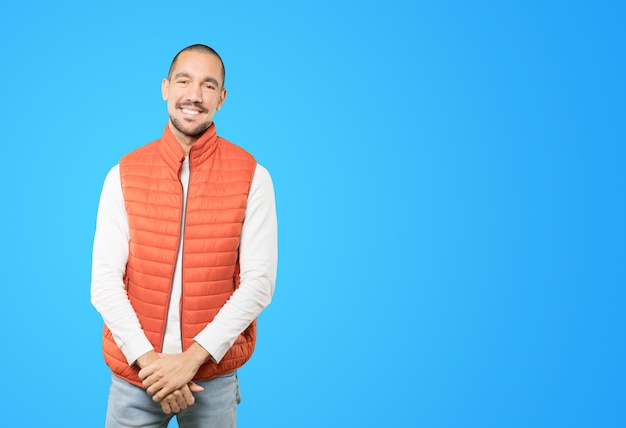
{"left": 105, "top": 371, "right": 241, "bottom": 428}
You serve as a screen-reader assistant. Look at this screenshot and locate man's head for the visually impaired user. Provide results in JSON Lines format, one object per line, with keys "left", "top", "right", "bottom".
{"left": 162, "top": 44, "right": 227, "bottom": 150}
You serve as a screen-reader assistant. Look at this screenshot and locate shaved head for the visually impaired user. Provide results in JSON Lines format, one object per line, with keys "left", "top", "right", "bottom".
{"left": 167, "top": 44, "right": 226, "bottom": 88}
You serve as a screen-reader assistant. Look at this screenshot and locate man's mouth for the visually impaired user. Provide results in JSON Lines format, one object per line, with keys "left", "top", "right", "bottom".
{"left": 177, "top": 103, "right": 207, "bottom": 116}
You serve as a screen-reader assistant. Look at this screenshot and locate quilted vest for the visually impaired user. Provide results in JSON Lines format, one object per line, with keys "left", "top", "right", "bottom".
{"left": 102, "top": 123, "right": 258, "bottom": 386}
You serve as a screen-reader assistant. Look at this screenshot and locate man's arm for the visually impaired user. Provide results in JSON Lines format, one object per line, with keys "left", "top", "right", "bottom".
{"left": 194, "top": 163, "right": 278, "bottom": 361}
{"left": 91, "top": 165, "right": 154, "bottom": 364}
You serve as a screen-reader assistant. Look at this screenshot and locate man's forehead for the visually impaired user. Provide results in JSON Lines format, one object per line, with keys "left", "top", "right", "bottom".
{"left": 174, "top": 51, "right": 220, "bottom": 68}
{"left": 170, "top": 51, "right": 223, "bottom": 80}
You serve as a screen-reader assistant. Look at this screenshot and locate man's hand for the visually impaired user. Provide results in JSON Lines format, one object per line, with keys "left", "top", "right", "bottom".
{"left": 158, "top": 382, "right": 204, "bottom": 414}
{"left": 135, "top": 349, "right": 207, "bottom": 413}
{"left": 138, "top": 343, "right": 211, "bottom": 403}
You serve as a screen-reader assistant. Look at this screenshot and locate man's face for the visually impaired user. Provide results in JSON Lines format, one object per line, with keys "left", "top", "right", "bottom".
{"left": 162, "top": 50, "right": 226, "bottom": 145}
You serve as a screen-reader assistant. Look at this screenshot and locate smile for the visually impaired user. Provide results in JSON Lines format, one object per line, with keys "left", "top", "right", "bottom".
{"left": 182, "top": 108, "right": 200, "bottom": 115}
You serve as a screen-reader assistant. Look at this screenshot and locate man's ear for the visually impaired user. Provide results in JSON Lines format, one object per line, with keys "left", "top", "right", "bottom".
{"left": 217, "top": 88, "right": 227, "bottom": 110}
{"left": 161, "top": 78, "right": 170, "bottom": 101}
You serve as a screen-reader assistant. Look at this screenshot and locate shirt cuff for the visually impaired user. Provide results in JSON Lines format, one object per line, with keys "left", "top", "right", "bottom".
{"left": 120, "top": 333, "right": 155, "bottom": 366}
{"left": 193, "top": 323, "right": 231, "bottom": 363}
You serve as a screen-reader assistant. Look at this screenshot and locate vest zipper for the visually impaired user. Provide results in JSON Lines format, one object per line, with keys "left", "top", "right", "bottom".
{"left": 178, "top": 156, "right": 192, "bottom": 351}
{"left": 161, "top": 160, "right": 188, "bottom": 353}
{"left": 179, "top": 162, "right": 188, "bottom": 350}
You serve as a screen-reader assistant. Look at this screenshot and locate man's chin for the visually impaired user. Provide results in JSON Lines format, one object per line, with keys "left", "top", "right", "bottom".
{"left": 171, "top": 117, "right": 211, "bottom": 138}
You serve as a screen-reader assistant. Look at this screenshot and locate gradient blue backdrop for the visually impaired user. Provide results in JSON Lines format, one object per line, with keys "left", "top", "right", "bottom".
{"left": 1, "top": 1, "right": 624, "bottom": 427}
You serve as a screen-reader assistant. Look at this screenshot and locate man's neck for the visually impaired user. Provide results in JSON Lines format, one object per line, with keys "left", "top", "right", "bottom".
{"left": 168, "top": 123, "right": 198, "bottom": 155}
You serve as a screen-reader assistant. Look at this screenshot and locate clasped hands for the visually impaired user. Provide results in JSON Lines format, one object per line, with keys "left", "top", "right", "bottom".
{"left": 137, "top": 343, "right": 210, "bottom": 414}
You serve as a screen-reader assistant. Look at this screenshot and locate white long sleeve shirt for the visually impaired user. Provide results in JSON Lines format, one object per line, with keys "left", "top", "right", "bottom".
{"left": 91, "top": 158, "right": 277, "bottom": 365}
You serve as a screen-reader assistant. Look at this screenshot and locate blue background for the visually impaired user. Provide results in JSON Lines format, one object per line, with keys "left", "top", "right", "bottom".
{"left": 1, "top": 1, "right": 624, "bottom": 427}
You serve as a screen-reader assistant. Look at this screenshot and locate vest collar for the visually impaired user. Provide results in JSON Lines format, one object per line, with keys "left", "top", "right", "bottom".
{"left": 158, "top": 122, "right": 218, "bottom": 170}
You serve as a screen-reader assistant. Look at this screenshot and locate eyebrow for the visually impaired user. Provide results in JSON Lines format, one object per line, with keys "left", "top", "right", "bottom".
{"left": 173, "top": 72, "right": 220, "bottom": 87}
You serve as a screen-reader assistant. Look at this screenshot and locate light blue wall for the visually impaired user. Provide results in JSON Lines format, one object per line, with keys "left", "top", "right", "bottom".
{"left": 1, "top": 1, "right": 624, "bottom": 426}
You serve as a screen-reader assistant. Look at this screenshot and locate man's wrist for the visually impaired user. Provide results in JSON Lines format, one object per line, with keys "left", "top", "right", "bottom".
{"left": 135, "top": 350, "right": 158, "bottom": 369}
{"left": 187, "top": 342, "right": 213, "bottom": 368}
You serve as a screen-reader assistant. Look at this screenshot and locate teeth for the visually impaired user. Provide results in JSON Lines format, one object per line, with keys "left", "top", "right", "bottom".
{"left": 182, "top": 109, "right": 199, "bottom": 115}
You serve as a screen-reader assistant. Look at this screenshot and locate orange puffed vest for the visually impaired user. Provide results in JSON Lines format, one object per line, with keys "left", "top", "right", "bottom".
{"left": 102, "top": 123, "right": 258, "bottom": 386}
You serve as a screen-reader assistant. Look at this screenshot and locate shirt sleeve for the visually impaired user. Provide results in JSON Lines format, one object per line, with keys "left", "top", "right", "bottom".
{"left": 193, "top": 163, "right": 278, "bottom": 362}
{"left": 90, "top": 165, "right": 154, "bottom": 365}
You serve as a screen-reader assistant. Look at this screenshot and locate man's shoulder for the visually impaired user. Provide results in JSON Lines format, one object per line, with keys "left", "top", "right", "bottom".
{"left": 216, "top": 136, "right": 256, "bottom": 163}
{"left": 120, "top": 139, "right": 160, "bottom": 165}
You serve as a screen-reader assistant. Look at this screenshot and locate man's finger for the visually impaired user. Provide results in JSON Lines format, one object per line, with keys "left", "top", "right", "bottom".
{"left": 160, "top": 401, "right": 172, "bottom": 414}
{"left": 188, "top": 381, "right": 204, "bottom": 392}
{"left": 181, "top": 386, "right": 195, "bottom": 406}
{"left": 138, "top": 365, "right": 155, "bottom": 381}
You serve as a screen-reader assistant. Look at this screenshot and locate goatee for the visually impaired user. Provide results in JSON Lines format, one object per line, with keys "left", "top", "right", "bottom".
{"left": 170, "top": 116, "right": 211, "bottom": 138}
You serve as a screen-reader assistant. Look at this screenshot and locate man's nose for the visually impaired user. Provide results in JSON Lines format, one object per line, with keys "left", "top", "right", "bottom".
{"left": 186, "top": 84, "right": 202, "bottom": 102}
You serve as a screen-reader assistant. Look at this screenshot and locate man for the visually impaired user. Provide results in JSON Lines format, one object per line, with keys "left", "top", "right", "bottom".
{"left": 91, "top": 44, "right": 278, "bottom": 427}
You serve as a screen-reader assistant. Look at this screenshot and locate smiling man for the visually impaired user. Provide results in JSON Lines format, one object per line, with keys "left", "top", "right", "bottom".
{"left": 164, "top": 47, "right": 226, "bottom": 148}
{"left": 91, "top": 44, "right": 278, "bottom": 428}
